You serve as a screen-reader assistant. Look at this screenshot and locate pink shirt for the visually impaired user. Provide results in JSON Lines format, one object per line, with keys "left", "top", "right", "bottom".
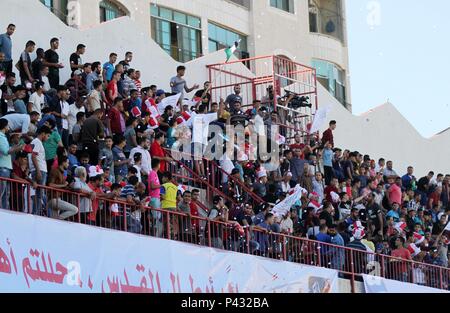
{"left": 389, "top": 184, "right": 402, "bottom": 205}
{"left": 148, "top": 170, "right": 160, "bottom": 199}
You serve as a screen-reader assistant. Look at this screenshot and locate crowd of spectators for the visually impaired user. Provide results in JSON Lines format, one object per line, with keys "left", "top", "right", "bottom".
{"left": 0, "top": 23, "right": 449, "bottom": 286}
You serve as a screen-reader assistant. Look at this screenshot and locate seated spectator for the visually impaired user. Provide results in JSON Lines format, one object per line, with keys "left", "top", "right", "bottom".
{"left": 47, "top": 156, "right": 78, "bottom": 220}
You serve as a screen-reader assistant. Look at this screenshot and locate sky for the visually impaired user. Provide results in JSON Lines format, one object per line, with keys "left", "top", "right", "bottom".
{"left": 345, "top": 0, "right": 450, "bottom": 138}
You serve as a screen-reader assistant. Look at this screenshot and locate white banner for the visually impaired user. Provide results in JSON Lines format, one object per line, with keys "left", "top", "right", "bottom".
{"left": 0, "top": 209, "right": 339, "bottom": 293}
{"left": 309, "top": 105, "right": 331, "bottom": 134}
{"left": 362, "top": 274, "right": 448, "bottom": 293}
{"left": 272, "top": 185, "right": 306, "bottom": 218}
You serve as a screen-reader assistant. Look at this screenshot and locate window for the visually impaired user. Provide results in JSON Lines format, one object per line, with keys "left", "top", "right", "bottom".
{"left": 150, "top": 4, "right": 202, "bottom": 62}
{"left": 100, "top": 0, "right": 127, "bottom": 23}
{"left": 308, "top": 0, "right": 344, "bottom": 42}
{"left": 41, "top": 0, "right": 53, "bottom": 8}
{"left": 270, "top": 0, "right": 294, "bottom": 13}
{"left": 312, "top": 59, "right": 346, "bottom": 107}
{"left": 208, "top": 22, "right": 248, "bottom": 60}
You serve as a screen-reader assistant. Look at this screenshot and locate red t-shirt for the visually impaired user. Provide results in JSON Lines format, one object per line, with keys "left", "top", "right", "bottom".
{"left": 87, "top": 183, "right": 103, "bottom": 222}
{"left": 150, "top": 141, "right": 166, "bottom": 172}
{"left": 391, "top": 248, "right": 412, "bottom": 273}
{"left": 108, "top": 107, "right": 125, "bottom": 135}
{"left": 106, "top": 80, "right": 118, "bottom": 105}
{"left": 389, "top": 184, "right": 402, "bottom": 205}
{"left": 190, "top": 202, "right": 199, "bottom": 228}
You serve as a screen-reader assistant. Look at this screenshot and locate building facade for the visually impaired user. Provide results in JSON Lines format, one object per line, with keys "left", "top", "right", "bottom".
{"left": 40, "top": 0, "right": 351, "bottom": 110}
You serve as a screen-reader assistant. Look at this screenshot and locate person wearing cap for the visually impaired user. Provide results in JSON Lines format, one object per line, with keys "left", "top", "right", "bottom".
{"left": 12, "top": 85, "right": 27, "bottom": 114}
{"left": 280, "top": 171, "right": 293, "bottom": 193}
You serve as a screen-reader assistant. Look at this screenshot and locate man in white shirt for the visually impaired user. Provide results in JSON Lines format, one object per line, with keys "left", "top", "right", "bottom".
{"left": 40, "top": 66, "right": 51, "bottom": 91}
{"left": 129, "top": 137, "right": 151, "bottom": 177}
{"left": 28, "top": 81, "right": 46, "bottom": 115}
{"left": 68, "top": 97, "right": 85, "bottom": 143}
{"left": 61, "top": 93, "right": 70, "bottom": 148}
{"left": 29, "top": 126, "right": 52, "bottom": 216}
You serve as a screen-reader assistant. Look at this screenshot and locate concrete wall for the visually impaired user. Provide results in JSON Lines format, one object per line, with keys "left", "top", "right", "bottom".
{"left": 2, "top": 0, "right": 447, "bottom": 177}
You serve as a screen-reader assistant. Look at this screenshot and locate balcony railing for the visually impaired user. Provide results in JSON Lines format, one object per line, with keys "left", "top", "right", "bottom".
{"left": 0, "top": 176, "right": 449, "bottom": 292}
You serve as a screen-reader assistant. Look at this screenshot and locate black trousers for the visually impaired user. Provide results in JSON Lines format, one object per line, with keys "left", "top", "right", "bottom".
{"left": 324, "top": 166, "right": 335, "bottom": 186}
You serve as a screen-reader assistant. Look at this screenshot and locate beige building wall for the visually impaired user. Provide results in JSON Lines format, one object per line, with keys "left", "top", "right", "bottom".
{"left": 62, "top": 0, "right": 351, "bottom": 110}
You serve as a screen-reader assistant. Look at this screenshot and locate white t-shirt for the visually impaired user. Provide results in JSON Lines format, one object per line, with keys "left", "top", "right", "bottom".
{"left": 68, "top": 104, "right": 85, "bottom": 135}
{"left": 29, "top": 138, "right": 47, "bottom": 173}
{"left": 28, "top": 92, "right": 45, "bottom": 115}
{"left": 41, "top": 76, "right": 50, "bottom": 91}
{"left": 61, "top": 101, "right": 70, "bottom": 130}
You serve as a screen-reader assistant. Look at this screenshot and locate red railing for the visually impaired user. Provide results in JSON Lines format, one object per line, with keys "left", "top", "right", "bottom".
{"left": 0, "top": 176, "right": 448, "bottom": 291}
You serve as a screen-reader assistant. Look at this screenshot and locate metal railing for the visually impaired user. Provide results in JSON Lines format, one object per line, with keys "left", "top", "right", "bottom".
{"left": 0, "top": 176, "right": 448, "bottom": 291}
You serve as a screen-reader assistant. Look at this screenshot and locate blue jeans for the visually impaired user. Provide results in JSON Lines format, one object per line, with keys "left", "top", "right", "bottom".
{"left": 31, "top": 171, "right": 48, "bottom": 216}
{"left": 0, "top": 168, "right": 11, "bottom": 210}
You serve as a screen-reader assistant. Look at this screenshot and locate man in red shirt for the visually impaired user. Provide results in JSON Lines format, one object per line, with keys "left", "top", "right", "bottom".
{"left": 324, "top": 177, "right": 340, "bottom": 204}
{"left": 387, "top": 176, "right": 402, "bottom": 208}
{"left": 290, "top": 133, "right": 305, "bottom": 151}
{"left": 190, "top": 189, "right": 200, "bottom": 231}
{"left": 321, "top": 120, "right": 336, "bottom": 147}
{"left": 106, "top": 70, "right": 121, "bottom": 107}
{"left": 390, "top": 236, "right": 412, "bottom": 282}
{"left": 150, "top": 132, "right": 171, "bottom": 173}
{"left": 108, "top": 97, "right": 125, "bottom": 135}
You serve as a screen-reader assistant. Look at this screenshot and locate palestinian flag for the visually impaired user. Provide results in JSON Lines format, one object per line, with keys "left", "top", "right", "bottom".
{"left": 225, "top": 39, "right": 241, "bottom": 62}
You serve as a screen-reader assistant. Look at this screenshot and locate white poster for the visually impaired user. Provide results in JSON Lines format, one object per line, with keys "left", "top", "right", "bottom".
{"left": 0, "top": 209, "right": 339, "bottom": 293}
{"left": 362, "top": 274, "right": 448, "bottom": 293}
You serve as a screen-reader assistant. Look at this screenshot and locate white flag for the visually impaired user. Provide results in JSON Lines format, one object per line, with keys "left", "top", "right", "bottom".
{"left": 192, "top": 113, "right": 218, "bottom": 145}
{"left": 309, "top": 105, "right": 331, "bottom": 134}
{"left": 157, "top": 93, "right": 182, "bottom": 115}
{"left": 271, "top": 185, "right": 306, "bottom": 218}
{"left": 445, "top": 222, "right": 450, "bottom": 232}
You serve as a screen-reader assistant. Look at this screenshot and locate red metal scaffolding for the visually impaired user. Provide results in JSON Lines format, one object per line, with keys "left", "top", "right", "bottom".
{"left": 207, "top": 55, "right": 319, "bottom": 142}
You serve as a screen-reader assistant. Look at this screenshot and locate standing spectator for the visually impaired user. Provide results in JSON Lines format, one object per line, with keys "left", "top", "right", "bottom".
{"left": 1, "top": 72, "right": 16, "bottom": 114}
{"left": 99, "top": 136, "right": 114, "bottom": 181}
{"left": 108, "top": 97, "right": 126, "bottom": 135}
{"left": 124, "top": 117, "right": 138, "bottom": 156}
{"left": 103, "top": 53, "right": 117, "bottom": 83}
{"left": 69, "top": 44, "right": 85, "bottom": 74}
{"left": 122, "top": 68, "right": 137, "bottom": 98}
{"left": 321, "top": 120, "right": 336, "bottom": 148}
{"left": 193, "top": 81, "right": 212, "bottom": 109}
{"left": 29, "top": 126, "right": 52, "bottom": 215}
{"left": 47, "top": 156, "right": 78, "bottom": 219}
{"left": 383, "top": 161, "right": 398, "bottom": 178}
{"left": 106, "top": 71, "right": 120, "bottom": 107}
{"left": 43, "top": 119, "right": 63, "bottom": 171}
{"left": 86, "top": 62, "right": 102, "bottom": 92}
{"left": 17, "top": 40, "right": 35, "bottom": 86}
{"left": 13, "top": 86, "right": 27, "bottom": 114}
{"left": 38, "top": 65, "right": 51, "bottom": 91}
{"left": 150, "top": 132, "right": 170, "bottom": 173}
{"left": 402, "top": 166, "right": 416, "bottom": 190}
{"left": 0, "top": 24, "right": 15, "bottom": 74}
{"left": 71, "top": 112, "right": 85, "bottom": 153}
{"left": 177, "top": 190, "right": 193, "bottom": 240}
{"left": 87, "top": 80, "right": 103, "bottom": 114}
{"left": 31, "top": 48, "right": 45, "bottom": 80}
{"left": 170, "top": 65, "right": 199, "bottom": 99}
{"left": 130, "top": 136, "right": 151, "bottom": 178}
{"left": 387, "top": 176, "right": 402, "bottom": 209}
{"left": 134, "top": 70, "right": 142, "bottom": 93}
{"left": 119, "top": 52, "right": 133, "bottom": 72}
{"left": 49, "top": 85, "right": 68, "bottom": 134}
{"left": 390, "top": 236, "right": 412, "bottom": 282}
{"left": 81, "top": 109, "right": 104, "bottom": 164}
{"left": 322, "top": 142, "right": 334, "bottom": 185}
{"left": 68, "top": 97, "right": 85, "bottom": 145}
{"left": 43, "top": 38, "right": 64, "bottom": 88}
{"left": 80, "top": 63, "right": 91, "bottom": 85}
{"left": 112, "top": 134, "right": 129, "bottom": 183}
{"left": 225, "top": 84, "right": 243, "bottom": 108}
{"left": 28, "top": 81, "right": 46, "bottom": 115}
{"left": 0, "top": 118, "right": 24, "bottom": 209}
